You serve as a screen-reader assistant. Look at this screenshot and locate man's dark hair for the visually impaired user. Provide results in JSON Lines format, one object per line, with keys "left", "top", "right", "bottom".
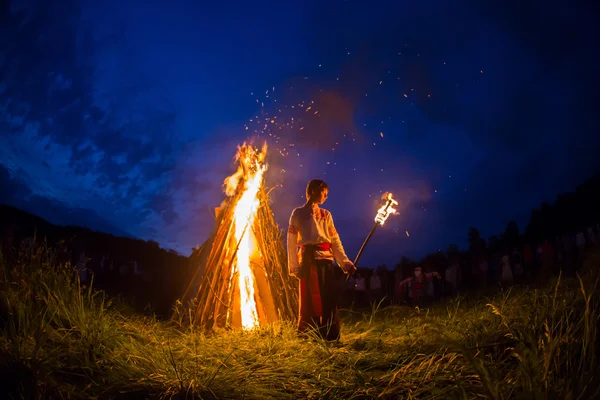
{"left": 306, "top": 179, "right": 328, "bottom": 201}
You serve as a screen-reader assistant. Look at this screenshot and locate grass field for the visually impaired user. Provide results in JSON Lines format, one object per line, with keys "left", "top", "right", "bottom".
{"left": 1, "top": 241, "right": 599, "bottom": 399}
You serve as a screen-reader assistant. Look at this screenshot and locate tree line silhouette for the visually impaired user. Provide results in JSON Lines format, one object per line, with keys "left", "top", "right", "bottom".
{"left": 382, "top": 171, "right": 600, "bottom": 301}
{"left": 2, "top": 170, "right": 599, "bottom": 314}
{"left": 0, "top": 205, "right": 190, "bottom": 316}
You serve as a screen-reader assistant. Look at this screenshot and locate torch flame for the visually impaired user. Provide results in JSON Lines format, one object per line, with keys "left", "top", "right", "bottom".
{"left": 225, "top": 142, "right": 268, "bottom": 330}
{"left": 375, "top": 192, "right": 398, "bottom": 226}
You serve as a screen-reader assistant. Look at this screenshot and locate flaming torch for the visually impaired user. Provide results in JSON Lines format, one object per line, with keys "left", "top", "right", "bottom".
{"left": 353, "top": 192, "right": 399, "bottom": 268}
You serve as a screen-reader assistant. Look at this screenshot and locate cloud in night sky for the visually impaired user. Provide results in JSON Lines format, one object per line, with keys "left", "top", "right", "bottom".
{"left": 1, "top": 0, "right": 599, "bottom": 265}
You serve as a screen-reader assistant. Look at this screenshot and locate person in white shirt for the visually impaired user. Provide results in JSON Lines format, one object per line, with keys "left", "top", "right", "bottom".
{"left": 369, "top": 271, "right": 382, "bottom": 305}
{"left": 287, "top": 179, "right": 356, "bottom": 340}
{"left": 354, "top": 273, "right": 367, "bottom": 307}
{"left": 501, "top": 251, "right": 513, "bottom": 284}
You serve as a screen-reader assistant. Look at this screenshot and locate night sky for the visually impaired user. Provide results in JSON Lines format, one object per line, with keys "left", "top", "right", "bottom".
{"left": 2, "top": 0, "right": 599, "bottom": 267}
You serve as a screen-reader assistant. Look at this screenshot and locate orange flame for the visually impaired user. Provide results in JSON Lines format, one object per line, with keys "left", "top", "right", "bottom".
{"left": 375, "top": 192, "right": 398, "bottom": 226}
{"left": 225, "top": 142, "right": 268, "bottom": 330}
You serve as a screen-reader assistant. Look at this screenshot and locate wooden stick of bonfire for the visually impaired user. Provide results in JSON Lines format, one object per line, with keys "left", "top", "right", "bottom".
{"left": 185, "top": 143, "right": 298, "bottom": 331}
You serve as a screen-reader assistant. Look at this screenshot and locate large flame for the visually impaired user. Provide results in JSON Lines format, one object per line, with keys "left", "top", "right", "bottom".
{"left": 225, "top": 143, "right": 268, "bottom": 330}
{"left": 375, "top": 192, "right": 398, "bottom": 226}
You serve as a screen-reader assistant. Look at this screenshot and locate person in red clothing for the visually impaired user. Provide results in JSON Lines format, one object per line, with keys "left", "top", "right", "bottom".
{"left": 287, "top": 179, "right": 356, "bottom": 341}
{"left": 397, "top": 267, "right": 441, "bottom": 305}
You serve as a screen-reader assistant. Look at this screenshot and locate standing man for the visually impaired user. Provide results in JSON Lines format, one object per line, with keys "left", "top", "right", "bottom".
{"left": 287, "top": 179, "right": 356, "bottom": 341}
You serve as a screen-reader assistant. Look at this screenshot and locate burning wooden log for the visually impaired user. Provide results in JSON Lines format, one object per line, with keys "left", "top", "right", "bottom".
{"left": 179, "top": 143, "right": 298, "bottom": 331}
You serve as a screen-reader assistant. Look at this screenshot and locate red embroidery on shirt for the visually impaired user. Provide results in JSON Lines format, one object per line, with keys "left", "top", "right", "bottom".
{"left": 328, "top": 226, "right": 337, "bottom": 237}
{"left": 314, "top": 209, "right": 327, "bottom": 221}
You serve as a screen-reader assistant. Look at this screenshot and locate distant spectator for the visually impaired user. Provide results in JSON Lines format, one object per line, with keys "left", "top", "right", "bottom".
{"left": 542, "top": 240, "right": 554, "bottom": 274}
{"left": 477, "top": 259, "right": 488, "bottom": 288}
{"left": 511, "top": 248, "right": 523, "bottom": 281}
{"left": 488, "top": 253, "right": 501, "bottom": 286}
{"left": 534, "top": 244, "right": 543, "bottom": 277}
{"left": 398, "top": 267, "right": 441, "bottom": 306}
{"left": 444, "top": 262, "right": 461, "bottom": 296}
{"left": 369, "top": 270, "right": 382, "bottom": 305}
{"left": 501, "top": 250, "right": 513, "bottom": 285}
{"left": 354, "top": 273, "right": 366, "bottom": 307}
{"left": 343, "top": 275, "right": 356, "bottom": 308}
{"left": 76, "top": 251, "right": 89, "bottom": 286}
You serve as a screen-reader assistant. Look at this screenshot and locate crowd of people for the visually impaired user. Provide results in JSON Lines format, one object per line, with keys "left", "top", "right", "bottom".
{"left": 338, "top": 224, "right": 600, "bottom": 309}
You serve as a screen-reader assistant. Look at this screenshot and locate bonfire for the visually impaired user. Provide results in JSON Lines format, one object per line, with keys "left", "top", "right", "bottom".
{"left": 181, "top": 143, "right": 297, "bottom": 330}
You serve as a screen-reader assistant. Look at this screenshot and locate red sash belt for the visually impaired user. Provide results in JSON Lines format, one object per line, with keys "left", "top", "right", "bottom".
{"left": 301, "top": 242, "right": 331, "bottom": 251}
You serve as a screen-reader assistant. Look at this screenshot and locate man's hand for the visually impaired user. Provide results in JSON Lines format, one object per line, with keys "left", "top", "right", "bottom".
{"left": 342, "top": 261, "right": 357, "bottom": 275}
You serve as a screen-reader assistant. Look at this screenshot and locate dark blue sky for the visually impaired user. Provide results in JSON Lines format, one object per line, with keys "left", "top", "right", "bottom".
{"left": 1, "top": 0, "right": 599, "bottom": 266}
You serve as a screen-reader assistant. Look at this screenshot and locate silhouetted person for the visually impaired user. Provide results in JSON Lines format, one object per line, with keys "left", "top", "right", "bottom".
{"left": 444, "top": 261, "right": 460, "bottom": 296}
{"left": 542, "top": 240, "right": 555, "bottom": 275}
{"left": 369, "top": 269, "right": 382, "bottom": 305}
{"left": 354, "top": 273, "right": 366, "bottom": 308}
{"left": 511, "top": 248, "right": 523, "bottom": 282}
{"left": 501, "top": 250, "right": 513, "bottom": 285}
{"left": 398, "top": 267, "right": 441, "bottom": 306}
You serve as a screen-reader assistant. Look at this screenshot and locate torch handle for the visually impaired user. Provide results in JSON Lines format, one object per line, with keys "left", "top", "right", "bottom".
{"left": 353, "top": 222, "right": 379, "bottom": 267}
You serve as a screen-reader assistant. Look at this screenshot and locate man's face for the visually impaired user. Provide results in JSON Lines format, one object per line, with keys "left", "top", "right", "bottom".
{"left": 316, "top": 188, "right": 329, "bottom": 205}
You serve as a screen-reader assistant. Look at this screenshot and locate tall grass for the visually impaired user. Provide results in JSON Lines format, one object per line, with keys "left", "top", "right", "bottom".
{"left": 1, "top": 239, "right": 599, "bottom": 399}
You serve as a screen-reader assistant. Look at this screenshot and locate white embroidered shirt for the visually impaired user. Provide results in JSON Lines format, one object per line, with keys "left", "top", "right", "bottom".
{"left": 286, "top": 204, "right": 351, "bottom": 276}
